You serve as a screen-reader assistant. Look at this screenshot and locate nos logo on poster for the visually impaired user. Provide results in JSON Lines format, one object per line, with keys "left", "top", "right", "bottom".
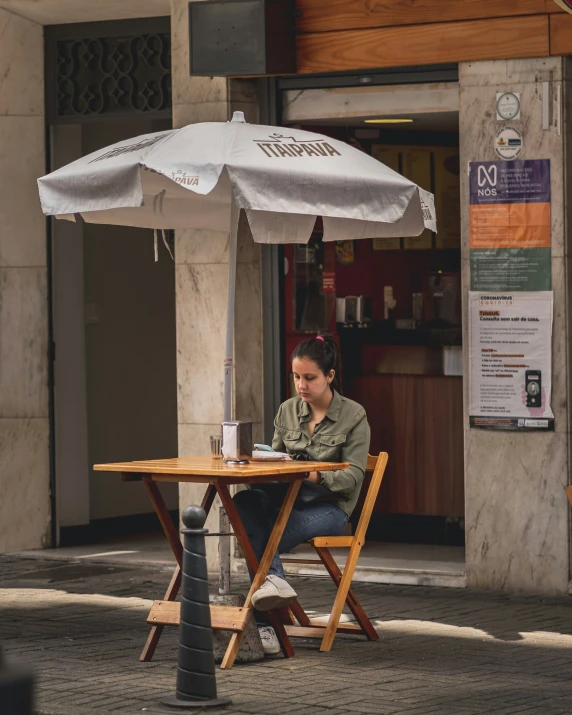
{"left": 477, "top": 164, "right": 497, "bottom": 196}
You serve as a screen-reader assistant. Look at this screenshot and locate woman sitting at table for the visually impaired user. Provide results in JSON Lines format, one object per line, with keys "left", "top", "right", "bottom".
{"left": 233, "top": 335, "right": 370, "bottom": 655}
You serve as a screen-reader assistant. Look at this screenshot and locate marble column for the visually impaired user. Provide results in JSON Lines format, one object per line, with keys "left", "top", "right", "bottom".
{"left": 460, "top": 58, "right": 570, "bottom": 595}
{"left": 171, "top": 0, "right": 262, "bottom": 570}
{"left": 0, "top": 9, "right": 50, "bottom": 550}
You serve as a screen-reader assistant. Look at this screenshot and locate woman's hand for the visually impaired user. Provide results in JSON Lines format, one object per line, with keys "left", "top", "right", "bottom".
{"left": 305, "top": 470, "right": 320, "bottom": 484}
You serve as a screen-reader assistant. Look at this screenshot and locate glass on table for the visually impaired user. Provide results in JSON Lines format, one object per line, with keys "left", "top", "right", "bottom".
{"left": 210, "top": 434, "right": 222, "bottom": 459}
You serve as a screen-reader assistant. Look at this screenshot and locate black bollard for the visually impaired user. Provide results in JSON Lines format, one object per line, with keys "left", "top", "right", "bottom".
{"left": 162, "top": 506, "right": 231, "bottom": 710}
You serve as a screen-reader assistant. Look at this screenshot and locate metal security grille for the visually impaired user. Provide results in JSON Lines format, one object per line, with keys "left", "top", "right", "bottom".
{"left": 45, "top": 18, "right": 172, "bottom": 124}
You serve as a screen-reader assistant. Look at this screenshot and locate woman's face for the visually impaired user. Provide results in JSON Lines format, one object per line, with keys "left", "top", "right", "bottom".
{"left": 292, "top": 357, "right": 334, "bottom": 404}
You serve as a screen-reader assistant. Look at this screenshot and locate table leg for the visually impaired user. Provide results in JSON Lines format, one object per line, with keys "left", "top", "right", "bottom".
{"left": 140, "top": 481, "right": 217, "bottom": 662}
{"left": 200, "top": 484, "right": 218, "bottom": 518}
{"left": 143, "top": 477, "right": 184, "bottom": 566}
{"left": 289, "top": 599, "right": 312, "bottom": 627}
{"left": 140, "top": 565, "right": 181, "bottom": 662}
{"left": 216, "top": 479, "right": 302, "bottom": 669}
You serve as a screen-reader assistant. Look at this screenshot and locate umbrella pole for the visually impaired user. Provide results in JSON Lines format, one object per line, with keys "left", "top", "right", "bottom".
{"left": 223, "top": 198, "right": 239, "bottom": 424}
{"left": 219, "top": 198, "right": 239, "bottom": 595}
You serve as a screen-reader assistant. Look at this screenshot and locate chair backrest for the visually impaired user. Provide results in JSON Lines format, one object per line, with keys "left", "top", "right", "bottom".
{"left": 353, "top": 452, "right": 389, "bottom": 544}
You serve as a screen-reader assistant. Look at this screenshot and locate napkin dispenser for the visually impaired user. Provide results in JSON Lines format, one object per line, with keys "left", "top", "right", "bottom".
{"left": 222, "top": 421, "right": 252, "bottom": 462}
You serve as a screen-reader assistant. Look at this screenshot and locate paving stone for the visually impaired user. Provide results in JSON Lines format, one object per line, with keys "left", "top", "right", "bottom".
{"left": 3, "top": 553, "right": 572, "bottom": 715}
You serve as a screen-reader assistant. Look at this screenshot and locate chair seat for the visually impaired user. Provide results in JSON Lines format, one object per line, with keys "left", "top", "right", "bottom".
{"left": 309, "top": 536, "right": 353, "bottom": 548}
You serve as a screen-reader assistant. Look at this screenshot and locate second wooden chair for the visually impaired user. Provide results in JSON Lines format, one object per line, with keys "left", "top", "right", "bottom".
{"left": 282, "top": 451, "right": 389, "bottom": 651}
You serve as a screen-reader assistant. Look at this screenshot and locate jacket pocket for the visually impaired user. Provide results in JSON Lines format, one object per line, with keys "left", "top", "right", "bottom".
{"left": 319, "top": 433, "right": 346, "bottom": 461}
{"left": 276, "top": 427, "right": 305, "bottom": 454}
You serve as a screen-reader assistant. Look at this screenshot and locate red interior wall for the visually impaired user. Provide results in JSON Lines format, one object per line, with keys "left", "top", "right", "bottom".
{"left": 335, "top": 245, "right": 460, "bottom": 322}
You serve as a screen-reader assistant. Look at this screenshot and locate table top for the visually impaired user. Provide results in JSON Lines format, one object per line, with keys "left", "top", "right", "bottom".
{"left": 94, "top": 456, "right": 349, "bottom": 483}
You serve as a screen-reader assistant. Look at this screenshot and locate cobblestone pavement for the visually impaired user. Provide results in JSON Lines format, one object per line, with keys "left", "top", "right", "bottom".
{"left": 2, "top": 553, "right": 572, "bottom": 714}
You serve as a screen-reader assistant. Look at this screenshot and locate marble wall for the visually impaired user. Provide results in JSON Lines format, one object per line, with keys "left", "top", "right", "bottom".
{"left": 171, "top": 0, "right": 262, "bottom": 570}
{"left": 0, "top": 8, "right": 50, "bottom": 550}
{"left": 460, "top": 59, "right": 570, "bottom": 595}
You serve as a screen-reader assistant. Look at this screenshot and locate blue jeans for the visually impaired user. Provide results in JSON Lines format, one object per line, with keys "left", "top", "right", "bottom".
{"left": 233, "top": 482, "right": 348, "bottom": 581}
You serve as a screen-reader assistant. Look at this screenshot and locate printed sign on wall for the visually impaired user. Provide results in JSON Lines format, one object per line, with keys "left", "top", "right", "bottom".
{"left": 496, "top": 92, "right": 521, "bottom": 121}
{"left": 468, "top": 291, "right": 554, "bottom": 431}
{"left": 495, "top": 126, "right": 523, "bottom": 160}
{"left": 469, "top": 159, "right": 551, "bottom": 292}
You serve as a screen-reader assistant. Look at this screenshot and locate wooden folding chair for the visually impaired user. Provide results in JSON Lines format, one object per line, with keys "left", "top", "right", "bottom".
{"left": 566, "top": 486, "right": 572, "bottom": 506}
{"left": 282, "top": 452, "right": 389, "bottom": 652}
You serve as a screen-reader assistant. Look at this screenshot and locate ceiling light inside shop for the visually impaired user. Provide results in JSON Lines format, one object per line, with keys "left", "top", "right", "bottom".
{"left": 364, "top": 118, "right": 414, "bottom": 124}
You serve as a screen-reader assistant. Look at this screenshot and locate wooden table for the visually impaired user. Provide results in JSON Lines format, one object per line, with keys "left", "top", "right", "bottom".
{"left": 94, "top": 456, "right": 349, "bottom": 669}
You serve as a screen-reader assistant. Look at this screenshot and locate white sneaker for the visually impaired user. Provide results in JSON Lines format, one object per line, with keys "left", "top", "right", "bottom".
{"left": 258, "top": 625, "right": 281, "bottom": 656}
{"left": 251, "top": 575, "right": 297, "bottom": 611}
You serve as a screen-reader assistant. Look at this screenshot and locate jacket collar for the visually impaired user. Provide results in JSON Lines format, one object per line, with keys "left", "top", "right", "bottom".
{"left": 326, "top": 389, "right": 342, "bottom": 422}
{"left": 297, "top": 390, "right": 342, "bottom": 423}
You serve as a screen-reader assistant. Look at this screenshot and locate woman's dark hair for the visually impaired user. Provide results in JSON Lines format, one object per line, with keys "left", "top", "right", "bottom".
{"left": 291, "top": 335, "right": 341, "bottom": 394}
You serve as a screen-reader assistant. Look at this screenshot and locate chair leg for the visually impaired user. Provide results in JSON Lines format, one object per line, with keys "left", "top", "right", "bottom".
{"left": 277, "top": 606, "right": 296, "bottom": 625}
{"left": 315, "top": 546, "right": 378, "bottom": 642}
{"left": 316, "top": 543, "right": 374, "bottom": 652}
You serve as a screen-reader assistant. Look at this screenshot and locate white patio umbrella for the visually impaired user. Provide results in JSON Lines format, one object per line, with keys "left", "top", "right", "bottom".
{"left": 38, "top": 111, "right": 436, "bottom": 425}
{"left": 38, "top": 111, "right": 436, "bottom": 595}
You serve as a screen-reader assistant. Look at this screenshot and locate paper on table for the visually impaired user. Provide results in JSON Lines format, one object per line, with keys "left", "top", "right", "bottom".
{"left": 251, "top": 450, "right": 289, "bottom": 460}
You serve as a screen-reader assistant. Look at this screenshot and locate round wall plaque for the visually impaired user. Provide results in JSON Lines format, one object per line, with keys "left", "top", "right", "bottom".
{"left": 496, "top": 92, "right": 520, "bottom": 121}
{"left": 495, "top": 126, "right": 523, "bottom": 160}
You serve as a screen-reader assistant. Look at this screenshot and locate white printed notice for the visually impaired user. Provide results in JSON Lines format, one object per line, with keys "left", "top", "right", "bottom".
{"left": 469, "top": 291, "right": 554, "bottom": 430}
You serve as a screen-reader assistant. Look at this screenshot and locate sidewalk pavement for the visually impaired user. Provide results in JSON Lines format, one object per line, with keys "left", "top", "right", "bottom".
{"left": 2, "top": 553, "right": 572, "bottom": 715}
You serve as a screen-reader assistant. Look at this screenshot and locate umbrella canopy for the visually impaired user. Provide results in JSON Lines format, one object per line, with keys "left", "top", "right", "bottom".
{"left": 37, "top": 112, "right": 436, "bottom": 425}
{"left": 38, "top": 111, "right": 437, "bottom": 594}
{"left": 38, "top": 112, "right": 435, "bottom": 244}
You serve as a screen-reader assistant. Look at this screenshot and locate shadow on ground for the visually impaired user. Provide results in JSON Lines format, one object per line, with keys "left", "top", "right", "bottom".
{"left": 2, "top": 555, "right": 572, "bottom": 714}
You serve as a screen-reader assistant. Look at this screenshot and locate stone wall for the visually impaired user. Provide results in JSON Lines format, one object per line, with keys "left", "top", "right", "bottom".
{"left": 0, "top": 8, "right": 50, "bottom": 550}
{"left": 460, "top": 58, "right": 570, "bottom": 595}
{"left": 171, "top": 0, "right": 262, "bottom": 570}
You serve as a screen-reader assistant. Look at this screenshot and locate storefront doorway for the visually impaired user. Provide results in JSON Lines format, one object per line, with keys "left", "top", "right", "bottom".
{"left": 278, "top": 75, "right": 465, "bottom": 585}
